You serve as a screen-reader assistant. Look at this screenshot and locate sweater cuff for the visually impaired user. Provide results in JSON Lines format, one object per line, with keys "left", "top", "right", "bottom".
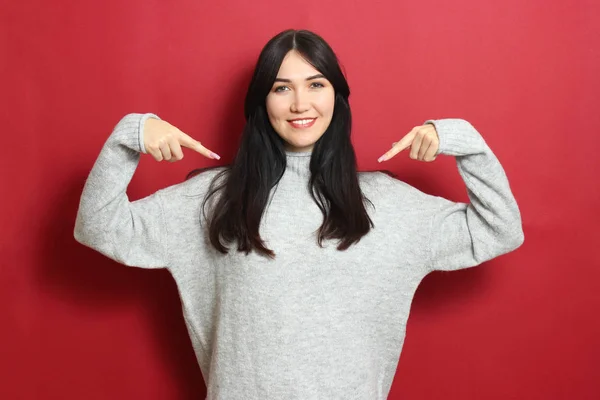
{"left": 423, "top": 119, "right": 487, "bottom": 157}
{"left": 138, "top": 113, "right": 161, "bottom": 154}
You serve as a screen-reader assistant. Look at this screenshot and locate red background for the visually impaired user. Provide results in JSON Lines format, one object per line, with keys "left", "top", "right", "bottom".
{"left": 2, "top": 0, "right": 599, "bottom": 398}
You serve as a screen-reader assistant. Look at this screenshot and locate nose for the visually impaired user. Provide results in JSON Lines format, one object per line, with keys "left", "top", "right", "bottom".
{"left": 290, "top": 89, "right": 310, "bottom": 113}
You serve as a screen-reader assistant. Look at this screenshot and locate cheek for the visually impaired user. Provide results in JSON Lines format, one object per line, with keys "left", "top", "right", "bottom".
{"left": 316, "top": 92, "right": 335, "bottom": 120}
{"left": 266, "top": 96, "right": 288, "bottom": 123}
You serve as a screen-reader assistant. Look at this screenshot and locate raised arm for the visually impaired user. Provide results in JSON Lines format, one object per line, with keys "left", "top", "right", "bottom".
{"left": 425, "top": 118, "right": 524, "bottom": 271}
{"left": 74, "top": 113, "right": 219, "bottom": 268}
{"left": 74, "top": 113, "right": 169, "bottom": 268}
{"left": 378, "top": 118, "right": 524, "bottom": 272}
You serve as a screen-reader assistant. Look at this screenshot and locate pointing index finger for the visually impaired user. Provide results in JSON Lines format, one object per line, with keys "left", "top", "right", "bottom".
{"left": 377, "top": 128, "right": 416, "bottom": 163}
{"left": 178, "top": 131, "right": 220, "bottom": 160}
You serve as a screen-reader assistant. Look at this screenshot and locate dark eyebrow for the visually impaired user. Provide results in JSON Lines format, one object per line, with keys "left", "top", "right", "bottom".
{"left": 274, "top": 74, "right": 325, "bottom": 83}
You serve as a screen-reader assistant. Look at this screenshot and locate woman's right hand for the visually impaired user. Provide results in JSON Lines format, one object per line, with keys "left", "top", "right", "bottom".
{"left": 143, "top": 118, "right": 220, "bottom": 161}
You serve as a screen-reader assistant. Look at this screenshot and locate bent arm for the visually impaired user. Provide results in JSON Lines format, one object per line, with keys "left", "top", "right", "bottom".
{"left": 425, "top": 118, "right": 524, "bottom": 272}
{"left": 74, "top": 113, "right": 170, "bottom": 269}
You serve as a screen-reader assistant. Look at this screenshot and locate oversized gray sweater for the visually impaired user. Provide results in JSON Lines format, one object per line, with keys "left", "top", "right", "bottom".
{"left": 74, "top": 113, "right": 524, "bottom": 399}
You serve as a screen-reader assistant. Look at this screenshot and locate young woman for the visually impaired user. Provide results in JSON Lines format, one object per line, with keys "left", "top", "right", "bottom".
{"left": 75, "top": 29, "right": 524, "bottom": 399}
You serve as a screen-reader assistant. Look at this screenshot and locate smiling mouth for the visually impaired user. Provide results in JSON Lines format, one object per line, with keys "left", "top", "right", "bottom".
{"left": 288, "top": 118, "right": 317, "bottom": 128}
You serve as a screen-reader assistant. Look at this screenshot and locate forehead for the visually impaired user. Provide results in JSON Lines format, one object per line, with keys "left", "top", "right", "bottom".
{"left": 276, "top": 50, "right": 321, "bottom": 79}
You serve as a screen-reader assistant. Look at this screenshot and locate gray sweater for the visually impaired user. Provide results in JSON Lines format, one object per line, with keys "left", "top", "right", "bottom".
{"left": 74, "top": 113, "right": 524, "bottom": 399}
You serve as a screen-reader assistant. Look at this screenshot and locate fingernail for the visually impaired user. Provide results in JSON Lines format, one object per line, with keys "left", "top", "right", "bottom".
{"left": 211, "top": 152, "right": 221, "bottom": 160}
{"left": 377, "top": 156, "right": 386, "bottom": 163}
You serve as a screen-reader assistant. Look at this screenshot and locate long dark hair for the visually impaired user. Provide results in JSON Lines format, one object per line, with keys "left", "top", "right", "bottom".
{"left": 201, "top": 29, "right": 373, "bottom": 258}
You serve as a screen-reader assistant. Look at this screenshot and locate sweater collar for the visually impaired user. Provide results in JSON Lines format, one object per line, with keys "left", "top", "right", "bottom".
{"left": 284, "top": 150, "right": 312, "bottom": 180}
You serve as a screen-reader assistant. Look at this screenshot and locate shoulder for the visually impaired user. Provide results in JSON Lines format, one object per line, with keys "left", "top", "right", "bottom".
{"left": 158, "top": 165, "right": 229, "bottom": 200}
{"left": 151, "top": 166, "right": 229, "bottom": 224}
{"left": 358, "top": 170, "right": 447, "bottom": 211}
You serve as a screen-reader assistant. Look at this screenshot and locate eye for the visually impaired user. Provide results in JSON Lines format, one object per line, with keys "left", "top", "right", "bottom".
{"left": 310, "top": 82, "right": 325, "bottom": 88}
{"left": 274, "top": 85, "right": 290, "bottom": 93}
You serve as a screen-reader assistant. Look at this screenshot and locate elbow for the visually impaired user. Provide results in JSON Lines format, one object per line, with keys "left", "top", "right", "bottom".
{"left": 73, "top": 217, "right": 89, "bottom": 247}
{"left": 483, "top": 223, "right": 524, "bottom": 262}
{"left": 503, "top": 222, "right": 525, "bottom": 253}
{"left": 510, "top": 227, "right": 525, "bottom": 250}
{"left": 498, "top": 207, "right": 525, "bottom": 252}
{"left": 477, "top": 228, "right": 524, "bottom": 265}
{"left": 73, "top": 213, "right": 101, "bottom": 248}
{"left": 73, "top": 223, "right": 88, "bottom": 246}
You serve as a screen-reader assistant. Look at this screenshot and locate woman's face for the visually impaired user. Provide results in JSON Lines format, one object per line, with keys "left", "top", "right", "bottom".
{"left": 266, "top": 50, "right": 335, "bottom": 152}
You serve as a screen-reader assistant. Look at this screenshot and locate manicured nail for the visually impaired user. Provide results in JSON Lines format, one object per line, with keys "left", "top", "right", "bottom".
{"left": 377, "top": 155, "right": 386, "bottom": 163}
{"left": 211, "top": 152, "right": 221, "bottom": 160}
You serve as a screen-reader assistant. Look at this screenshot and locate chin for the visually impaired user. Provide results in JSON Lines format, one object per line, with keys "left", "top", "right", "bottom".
{"left": 286, "top": 143, "right": 316, "bottom": 152}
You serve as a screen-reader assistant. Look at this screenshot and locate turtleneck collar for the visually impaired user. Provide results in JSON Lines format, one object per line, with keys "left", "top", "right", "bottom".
{"left": 284, "top": 150, "right": 311, "bottom": 180}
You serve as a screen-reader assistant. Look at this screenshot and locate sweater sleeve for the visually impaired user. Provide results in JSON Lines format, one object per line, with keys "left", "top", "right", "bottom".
{"left": 74, "top": 113, "right": 170, "bottom": 269}
{"left": 424, "top": 118, "right": 524, "bottom": 272}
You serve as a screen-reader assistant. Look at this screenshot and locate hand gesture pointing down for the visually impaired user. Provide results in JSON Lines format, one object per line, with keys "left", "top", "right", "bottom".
{"left": 378, "top": 123, "right": 439, "bottom": 163}
{"left": 143, "top": 118, "right": 220, "bottom": 162}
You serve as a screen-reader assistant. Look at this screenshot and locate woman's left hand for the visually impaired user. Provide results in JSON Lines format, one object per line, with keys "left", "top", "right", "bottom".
{"left": 378, "top": 123, "right": 440, "bottom": 163}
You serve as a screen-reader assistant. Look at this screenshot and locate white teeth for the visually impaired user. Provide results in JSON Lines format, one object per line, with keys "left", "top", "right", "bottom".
{"left": 291, "top": 119, "right": 314, "bottom": 125}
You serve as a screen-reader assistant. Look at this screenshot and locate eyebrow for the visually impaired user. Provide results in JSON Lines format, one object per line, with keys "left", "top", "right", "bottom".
{"left": 274, "top": 74, "right": 325, "bottom": 83}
